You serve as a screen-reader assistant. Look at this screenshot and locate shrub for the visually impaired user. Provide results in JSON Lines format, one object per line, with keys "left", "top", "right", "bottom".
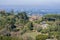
{"left": 36, "top": 34, "right": 48, "bottom": 40}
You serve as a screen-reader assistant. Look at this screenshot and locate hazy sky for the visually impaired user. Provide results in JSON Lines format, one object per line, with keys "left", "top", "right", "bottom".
{"left": 0, "top": 0, "right": 60, "bottom": 9}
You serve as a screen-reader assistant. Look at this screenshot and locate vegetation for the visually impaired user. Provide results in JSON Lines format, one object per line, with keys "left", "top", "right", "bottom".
{"left": 0, "top": 36, "right": 23, "bottom": 40}
{"left": 36, "top": 34, "right": 48, "bottom": 40}
{"left": 0, "top": 10, "right": 60, "bottom": 40}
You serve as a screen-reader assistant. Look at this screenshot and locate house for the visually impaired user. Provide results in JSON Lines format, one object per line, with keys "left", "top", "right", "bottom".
{"left": 40, "top": 21, "right": 48, "bottom": 29}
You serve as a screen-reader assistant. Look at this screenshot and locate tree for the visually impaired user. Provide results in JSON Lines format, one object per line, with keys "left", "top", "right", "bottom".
{"left": 0, "top": 10, "right": 6, "bottom": 16}
{"left": 0, "top": 17, "right": 7, "bottom": 30}
{"left": 18, "top": 12, "right": 28, "bottom": 20}
{"left": 27, "top": 22, "right": 33, "bottom": 30}
{"left": 44, "top": 14, "right": 60, "bottom": 20}
{"left": 17, "top": 12, "right": 29, "bottom": 25}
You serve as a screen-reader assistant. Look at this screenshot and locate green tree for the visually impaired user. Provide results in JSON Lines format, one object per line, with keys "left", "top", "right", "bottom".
{"left": 27, "top": 22, "right": 33, "bottom": 30}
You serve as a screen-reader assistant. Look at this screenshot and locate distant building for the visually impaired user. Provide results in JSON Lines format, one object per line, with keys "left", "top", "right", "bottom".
{"left": 40, "top": 21, "right": 48, "bottom": 29}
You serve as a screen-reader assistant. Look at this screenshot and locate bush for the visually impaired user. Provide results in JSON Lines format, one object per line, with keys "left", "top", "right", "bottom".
{"left": 41, "top": 29, "right": 49, "bottom": 33}
{"left": 0, "top": 36, "right": 23, "bottom": 40}
{"left": 36, "top": 34, "right": 48, "bottom": 40}
{"left": 22, "top": 35, "right": 34, "bottom": 40}
{"left": 49, "top": 32, "right": 60, "bottom": 39}
{"left": 34, "top": 26, "right": 42, "bottom": 32}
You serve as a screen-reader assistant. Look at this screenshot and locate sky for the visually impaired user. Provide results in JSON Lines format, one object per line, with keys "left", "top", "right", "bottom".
{"left": 0, "top": 0, "right": 60, "bottom": 9}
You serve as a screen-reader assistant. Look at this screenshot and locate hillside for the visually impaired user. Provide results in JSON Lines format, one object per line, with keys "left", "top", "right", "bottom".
{"left": 0, "top": 10, "right": 60, "bottom": 40}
